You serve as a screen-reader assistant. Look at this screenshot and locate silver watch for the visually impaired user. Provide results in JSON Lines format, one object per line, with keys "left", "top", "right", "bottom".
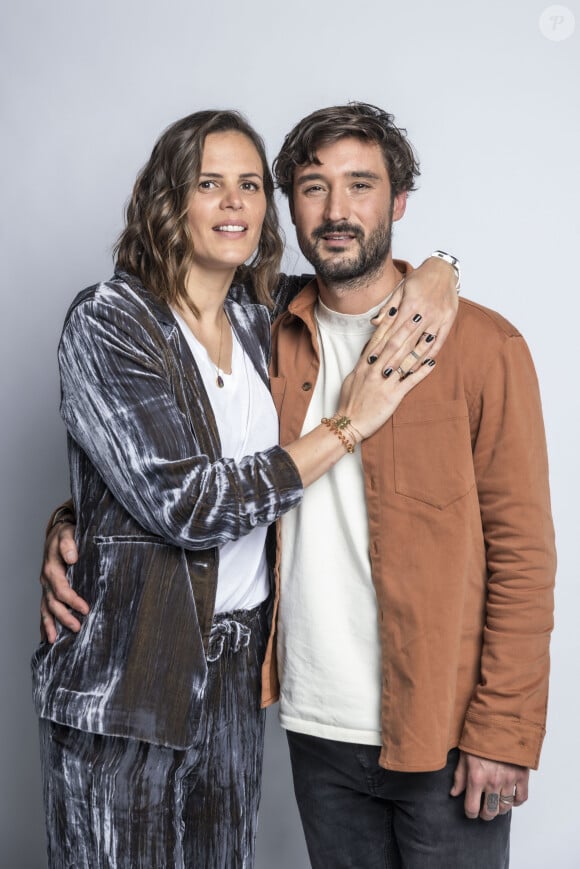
{"left": 430, "top": 250, "right": 461, "bottom": 292}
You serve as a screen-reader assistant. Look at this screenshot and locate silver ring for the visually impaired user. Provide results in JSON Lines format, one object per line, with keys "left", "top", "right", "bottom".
{"left": 409, "top": 350, "right": 421, "bottom": 361}
{"left": 396, "top": 366, "right": 406, "bottom": 376}
{"left": 499, "top": 794, "right": 515, "bottom": 805}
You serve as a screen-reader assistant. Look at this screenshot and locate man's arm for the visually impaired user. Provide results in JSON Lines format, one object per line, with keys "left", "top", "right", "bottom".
{"left": 39, "top": 517, "right": 84, "bottom": 643}
{"left": 454, "top": 328, "right": 556, "bottom": 818}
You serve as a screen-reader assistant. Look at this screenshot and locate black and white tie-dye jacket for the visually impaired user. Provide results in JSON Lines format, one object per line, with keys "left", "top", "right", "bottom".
{"left": 32, "top": 269, "right": 306, "bottom": 749}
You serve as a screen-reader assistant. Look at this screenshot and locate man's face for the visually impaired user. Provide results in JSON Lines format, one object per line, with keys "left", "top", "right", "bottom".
{"left": 291, "top": 136, "right": 406, "bottom": 287}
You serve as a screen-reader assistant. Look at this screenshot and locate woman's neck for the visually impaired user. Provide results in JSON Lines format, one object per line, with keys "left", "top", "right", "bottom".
{"left": 175, "top": 265, "right": 234, "bottom": 373}
{"left": 182, "top": 263, "right": 236, "bottom": 324}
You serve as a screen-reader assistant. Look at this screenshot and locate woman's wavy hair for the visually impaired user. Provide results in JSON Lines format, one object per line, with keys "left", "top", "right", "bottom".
{"left": 115, "top": 110, "right": 283, "bottom": 310}
{"left": 274, "top": 102, "right": 420, "bottom": 201}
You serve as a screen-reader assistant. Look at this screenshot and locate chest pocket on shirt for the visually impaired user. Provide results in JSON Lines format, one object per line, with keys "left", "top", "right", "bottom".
{"left": 392, "top": 399, "right": 475, "bottom": 509}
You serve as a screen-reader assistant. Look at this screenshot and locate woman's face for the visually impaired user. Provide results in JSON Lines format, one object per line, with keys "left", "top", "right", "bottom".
{"left": 186, "top": 131, "right": 268, "bottom": 277}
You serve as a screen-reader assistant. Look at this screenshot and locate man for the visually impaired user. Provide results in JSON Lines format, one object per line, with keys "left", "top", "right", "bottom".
{"left": 40, "top": 103, "right": 555, "bottom": 867}
{"left": 257, "top": 103, "right": 555, "bottom": 867}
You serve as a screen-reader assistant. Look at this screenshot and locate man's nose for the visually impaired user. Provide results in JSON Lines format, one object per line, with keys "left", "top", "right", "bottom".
{"left": 323, "top": 188, "right": 349, "bottom": 223}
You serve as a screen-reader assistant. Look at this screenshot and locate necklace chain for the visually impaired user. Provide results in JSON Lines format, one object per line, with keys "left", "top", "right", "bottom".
{"left": 216, "top": 309, "right": 225, "bottom": 388}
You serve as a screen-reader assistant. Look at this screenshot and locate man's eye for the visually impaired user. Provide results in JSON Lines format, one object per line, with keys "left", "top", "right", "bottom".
{"left": 304, "top": 185, "right": 324, "bottom": 195}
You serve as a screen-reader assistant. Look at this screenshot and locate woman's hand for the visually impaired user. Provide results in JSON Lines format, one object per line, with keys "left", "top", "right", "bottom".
{"left": 364, "top": 257, "right": 459, "bottom": 373}
{"left": 338, "top": 334, "right": 436, "bottom": 441}
{"left": 39, "top": 522, "right": 86, "bottom": 643}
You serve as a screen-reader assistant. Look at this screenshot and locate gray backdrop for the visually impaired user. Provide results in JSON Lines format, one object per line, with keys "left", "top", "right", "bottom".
{"left": 1, "top": 1, "right": 578, "bottom": 866}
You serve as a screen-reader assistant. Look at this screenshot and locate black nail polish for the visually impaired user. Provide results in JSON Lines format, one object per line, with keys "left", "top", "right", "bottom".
{"left": 425, "top": 333, "right": 435, "bottom": 343}
{"left": 382, "top": 367, "right": 393, "bottom": 378}
{"left": 368, "top": 354, "right": 378, "bottom": 364}
{"left": 422, "top": 358, "right": 436, "bottom": 367}
{"left": 388, "top": 307, "right": 398, "bottom": 317}
{"left": 412, "top": 313, "right": 422, "bottom": 323}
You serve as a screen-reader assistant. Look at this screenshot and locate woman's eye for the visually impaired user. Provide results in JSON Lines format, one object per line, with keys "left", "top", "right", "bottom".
{"left": 241, "top": 181, "right": 260, "bottom": 192}
{"left": 198, "top": 180, "right": 217, "bottom": 190}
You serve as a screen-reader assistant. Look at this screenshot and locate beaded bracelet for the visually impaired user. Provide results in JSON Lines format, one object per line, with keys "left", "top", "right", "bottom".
{"left": 321, "top": 415, "right": 356, "bottom": 454}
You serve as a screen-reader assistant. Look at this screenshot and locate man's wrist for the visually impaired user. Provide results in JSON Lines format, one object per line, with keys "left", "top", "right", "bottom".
{"left": 430, "top": 250, "right": 461, "bottom": 292}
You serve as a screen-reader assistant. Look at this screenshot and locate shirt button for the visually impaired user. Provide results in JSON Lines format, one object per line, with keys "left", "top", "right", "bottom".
{"left": 302, "top": 382, "right": 312, "bottom": 391}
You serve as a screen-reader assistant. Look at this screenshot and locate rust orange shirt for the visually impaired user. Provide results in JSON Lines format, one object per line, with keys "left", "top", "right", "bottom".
{"left": 261, "top": 269, "right": 556, "bottom": 773}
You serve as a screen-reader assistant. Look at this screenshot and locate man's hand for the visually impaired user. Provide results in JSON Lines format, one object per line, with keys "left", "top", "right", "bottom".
{"left": 39, "top": 522, "right": 87, "bottom": 644}
{"left": 365, "top": 256, "right": 459, "bottom": 373}
{"left": 450, "top": 750, "right": 529, "bottom": 821}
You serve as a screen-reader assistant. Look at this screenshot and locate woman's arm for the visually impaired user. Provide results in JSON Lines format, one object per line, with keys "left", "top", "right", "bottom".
{"left": 60, "top": 295, "right": 303, "bottom": 550}
{"left": 42, "top": 281, "right": 437, "bottom": 640}
{"left": 274, "top": 254, "right": 459, "bottom": 348}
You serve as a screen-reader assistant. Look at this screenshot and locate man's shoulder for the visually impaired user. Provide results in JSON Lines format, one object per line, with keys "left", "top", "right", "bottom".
{"left": 456, "top": 297, "right": 522, "bottom": 344}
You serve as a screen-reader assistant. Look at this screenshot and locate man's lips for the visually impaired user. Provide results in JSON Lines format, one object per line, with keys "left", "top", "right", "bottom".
{"left": 318, "top": 232, "right": 360, "bottom": 249}
{"left": 313, "top": 224, "right": 362, "bottom": 246}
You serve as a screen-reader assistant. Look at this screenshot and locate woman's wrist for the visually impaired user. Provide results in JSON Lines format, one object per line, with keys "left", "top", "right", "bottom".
{"left": 429, "top": 250, "right": 461, "bottom": 292}
{"left": 321, "top": 413, "right": 364, "bottom": 453}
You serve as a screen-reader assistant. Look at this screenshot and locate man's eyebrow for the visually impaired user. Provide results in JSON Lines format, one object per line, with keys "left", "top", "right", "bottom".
{"left": 295, "top": 170, "right": 382, "bottom": 185}
{"left": 349, "top": 171, "right": 382, "bottom": 181}
{"left": 295, "top": 172, "right": 326, "bottom": 186}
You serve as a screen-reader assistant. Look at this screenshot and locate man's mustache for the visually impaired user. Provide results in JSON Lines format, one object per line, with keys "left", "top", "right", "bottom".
{"left": 312, "top": 222, "right": 363, "bottom": 241}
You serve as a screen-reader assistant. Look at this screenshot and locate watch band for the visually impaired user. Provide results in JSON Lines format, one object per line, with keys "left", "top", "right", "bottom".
{"left": 430, "top": 250, "right": 461, "bottom": 292}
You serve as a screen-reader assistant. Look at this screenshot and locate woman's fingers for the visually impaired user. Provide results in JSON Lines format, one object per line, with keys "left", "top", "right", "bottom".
{"left": 340, "top": 344, "right": 437, "bottom": 440}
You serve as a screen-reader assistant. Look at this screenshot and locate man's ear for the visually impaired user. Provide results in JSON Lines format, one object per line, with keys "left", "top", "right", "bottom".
{"left": 392, "top": 191, "right": 407, "bottom": 222}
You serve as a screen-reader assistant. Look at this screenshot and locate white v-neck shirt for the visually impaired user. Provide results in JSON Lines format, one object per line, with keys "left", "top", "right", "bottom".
{"left": 173, "top": 308, "right": 278, "bottom": 612}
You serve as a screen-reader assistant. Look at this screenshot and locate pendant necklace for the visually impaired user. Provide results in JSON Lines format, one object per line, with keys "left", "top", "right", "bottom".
{"left": 216, "top": 309, "right": 225, "bottom": 388}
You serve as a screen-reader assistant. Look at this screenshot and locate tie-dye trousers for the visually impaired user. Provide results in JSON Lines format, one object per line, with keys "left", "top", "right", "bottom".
{"left": 39, "top": 599, "right": 270, "bottom": 869}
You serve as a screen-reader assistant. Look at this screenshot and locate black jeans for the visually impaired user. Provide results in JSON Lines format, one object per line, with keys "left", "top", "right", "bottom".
{"left": 40, "top": 600, "right": 270, "bottom": 869}
{"left": 287, "top": 732, "right": 511, "bottom": 869}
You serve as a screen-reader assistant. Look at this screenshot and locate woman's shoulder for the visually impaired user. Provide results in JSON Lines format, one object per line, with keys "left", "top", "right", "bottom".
{"left": 64, "top": 271, "right": 174, "bottom": 332}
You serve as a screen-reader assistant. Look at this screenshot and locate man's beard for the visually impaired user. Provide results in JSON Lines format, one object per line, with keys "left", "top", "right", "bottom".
{"left": 297, "top": 216, "right": 393, "bottom": 290}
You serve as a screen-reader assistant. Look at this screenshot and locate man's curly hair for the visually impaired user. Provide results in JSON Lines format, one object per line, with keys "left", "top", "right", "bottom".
{"left": 274, "top": 102, "right": 420, "bottom": 200}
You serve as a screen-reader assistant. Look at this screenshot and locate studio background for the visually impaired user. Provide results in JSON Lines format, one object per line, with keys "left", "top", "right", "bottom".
{"left": 1, "top": 1, "right": 578, "bottom": 866}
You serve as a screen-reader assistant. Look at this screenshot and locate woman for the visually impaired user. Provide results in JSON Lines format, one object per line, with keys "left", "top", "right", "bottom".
{"left": 33, "top": 109, "right": 453, "bottom": 868}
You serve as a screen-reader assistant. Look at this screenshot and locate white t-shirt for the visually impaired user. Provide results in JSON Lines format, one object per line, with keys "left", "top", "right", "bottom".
{"left": 278, "top": 298, "right": 385, "bottom": 745}
{"left": 173, "top": 309, "right": 278, "bottom": 612}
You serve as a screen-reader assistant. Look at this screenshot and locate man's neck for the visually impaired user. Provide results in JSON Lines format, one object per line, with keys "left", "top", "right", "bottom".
{"left": 315, "top": 257, "right": 403, "bottom": 315}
